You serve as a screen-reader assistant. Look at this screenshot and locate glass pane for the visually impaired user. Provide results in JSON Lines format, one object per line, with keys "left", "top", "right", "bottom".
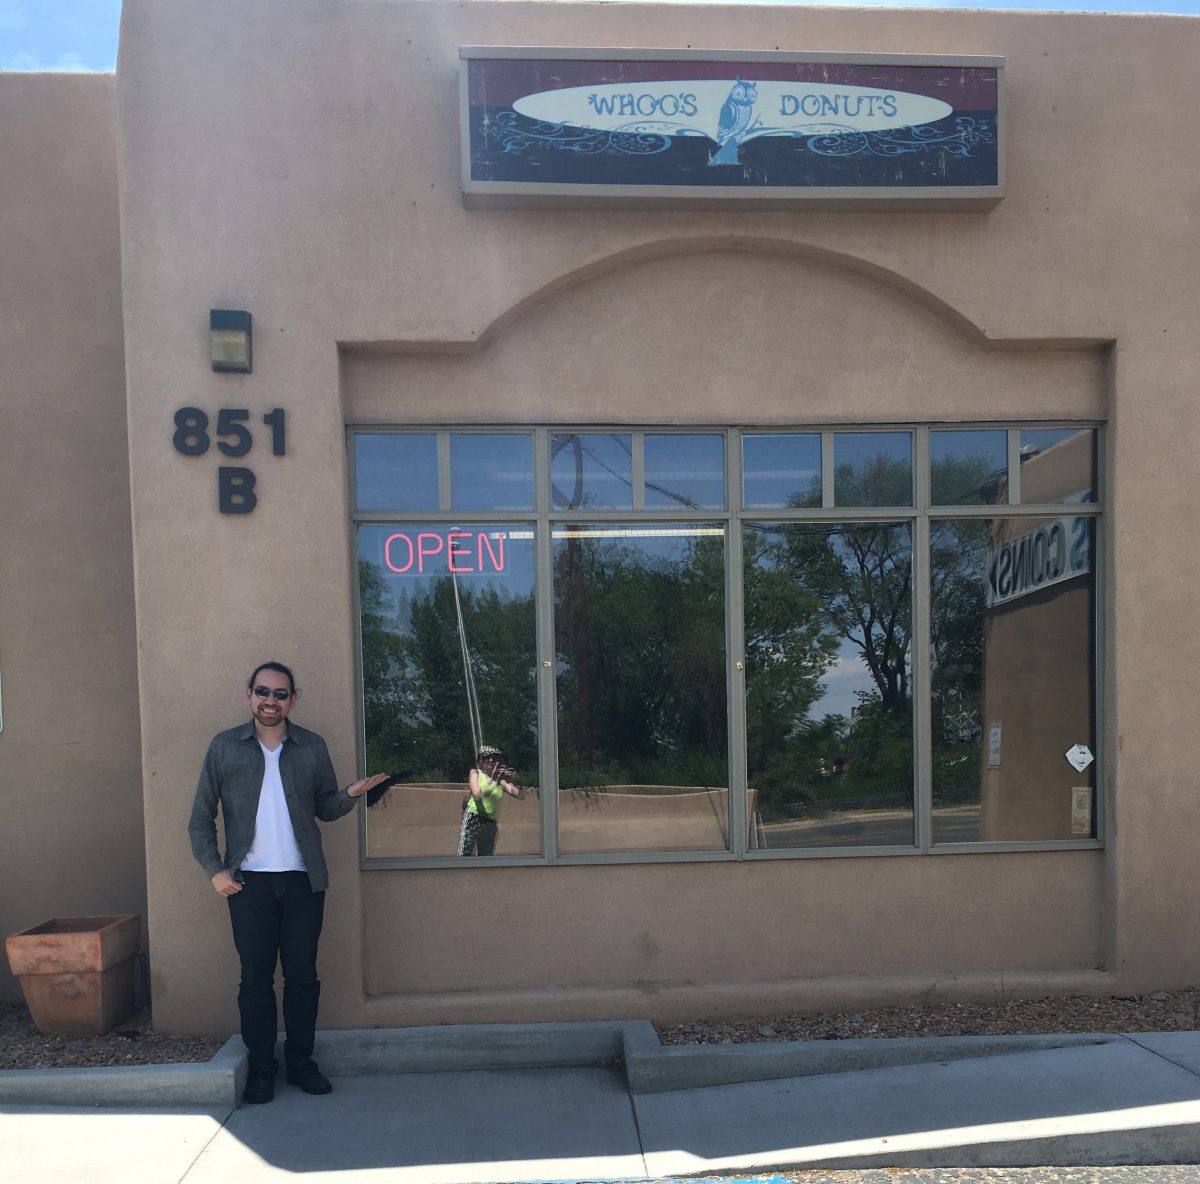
{"left": 742, "top": 433, "right": 821, "bottom": 509}
{"left": 931, "top": 515, "right": 1095, "bottom": 843}
{"left": 1020, "top": 428, "right": 1097, "bottom": 504}
{"left": 744, "top": 521, "right": 914, "bottom": 850}
{"left": 550, "top": 433, "right": 633, "bottom": 510}
{"left": 833, "top": 432, "right": 912, "bottom": 507}
{"left": 554, "top": 524, "right": 729, "bottom": 853}
{"left": 354, "top": 434, "right": 438, "bottom": 511}
{"left": 931, "top": 429, "right": 1008, "bottom": 506}
{"left": 645, "top": 434, "right": 725, "bottom": 509}
{"left": 450, "top": 434, "right": 534, "bottom": 510}
{"left": 358, "top": 523, "right": 539, "bottom": 858}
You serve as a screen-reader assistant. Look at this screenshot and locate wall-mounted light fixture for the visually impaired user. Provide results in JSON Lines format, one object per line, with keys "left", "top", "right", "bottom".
{"left": 210, "top": 309, "right": 252, "bottom": 373}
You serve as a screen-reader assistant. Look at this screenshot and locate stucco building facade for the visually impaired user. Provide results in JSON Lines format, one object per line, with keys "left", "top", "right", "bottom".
{"left": 2, "top": 0, "right": 1198, "bottom": 1038}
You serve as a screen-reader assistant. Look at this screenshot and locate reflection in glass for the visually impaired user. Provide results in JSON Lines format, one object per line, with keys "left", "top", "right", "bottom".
{"left": 833, "top": 432, "right": 912, "bottom": 507}
{"left": 358, "top": 523, "right": 539, "bottom": 858}
{"left": 644, "top": 434, "right": 725, "bottom": 510}
{"left": 931, "top": 430, "right": 1008, "bottom": 506}
{"left": 355, "top": 434, "right": 438, "bottom": 511}
{"left": 931, "top": 516, "right": 1095, "bottom": 843}
{"left": 744, "top": 522, "right": 914, "bottom": 850}
{"left": 450, "top": 434, "right": 534, "bottom": 511}
{"left": 1019, "top": 428, "right": 1097, "bottom": 504}
{"left": 553, "top": 524, "right": 728, "bottom": 853}
{"left": 550, "top": 434, "right": 633, "bottom": 510}
{"left": 742, "top": 433, "right": 821, "bottom": 509}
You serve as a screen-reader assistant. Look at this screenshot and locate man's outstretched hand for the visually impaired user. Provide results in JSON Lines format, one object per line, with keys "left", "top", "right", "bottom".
{"left": 347, "top": 772, "right": 393, "bottom": 799}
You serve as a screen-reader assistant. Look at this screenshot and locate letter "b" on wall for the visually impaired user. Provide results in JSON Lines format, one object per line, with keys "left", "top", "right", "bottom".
{"left": 219, "top": 466, "right": 257, "bottom": 514}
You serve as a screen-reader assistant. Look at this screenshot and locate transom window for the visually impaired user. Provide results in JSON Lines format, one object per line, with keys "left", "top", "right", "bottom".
{"left": 351, "top": 425, "right": 1101, "bottom": 867}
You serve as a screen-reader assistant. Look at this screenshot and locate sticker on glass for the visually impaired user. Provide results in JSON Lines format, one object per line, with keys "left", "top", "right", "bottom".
{"left": 1065, "top": 744, "right": 1094, "bottom": 772}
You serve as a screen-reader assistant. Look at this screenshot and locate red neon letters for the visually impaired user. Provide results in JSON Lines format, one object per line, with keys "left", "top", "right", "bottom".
{"left": 385, "top": 531, "right": 506, "bottom": 574}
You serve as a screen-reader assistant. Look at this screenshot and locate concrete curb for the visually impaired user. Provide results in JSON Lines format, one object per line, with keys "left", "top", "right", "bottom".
{"left": 623, "top": 1029, "right": 1117, "bottom": 1093}
{"left": 0, "top": 1021, "right": 1138, "bottom": 1108}
{"left": 297, "top": 1020, "right": 628, "bottom": 1076}
{"left": 0, "top": 1036, "right": 245, "bottom": 1108}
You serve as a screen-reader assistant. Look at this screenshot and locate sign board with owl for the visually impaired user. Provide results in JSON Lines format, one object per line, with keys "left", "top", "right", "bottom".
{"left": 461, "top": 48, "right": 1002, "bottom": 209}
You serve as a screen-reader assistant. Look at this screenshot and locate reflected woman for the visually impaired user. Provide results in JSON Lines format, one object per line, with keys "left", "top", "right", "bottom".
{"left": 458, "top": 745, "right": 526, "bottom": 857}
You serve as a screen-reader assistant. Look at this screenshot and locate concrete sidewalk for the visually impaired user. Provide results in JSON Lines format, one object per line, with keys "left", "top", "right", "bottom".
{"left": 5, "top": 1027, "right": 1200, "bottom": 1183}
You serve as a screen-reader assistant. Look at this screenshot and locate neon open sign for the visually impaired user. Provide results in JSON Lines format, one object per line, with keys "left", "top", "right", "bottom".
{"left": 385, "top": 531, "right": 507, "bottom": 574}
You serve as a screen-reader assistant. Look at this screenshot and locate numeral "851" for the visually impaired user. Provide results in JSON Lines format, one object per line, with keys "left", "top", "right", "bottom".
{"left": 172, "top": 407, "right": 286, "bottom": 457}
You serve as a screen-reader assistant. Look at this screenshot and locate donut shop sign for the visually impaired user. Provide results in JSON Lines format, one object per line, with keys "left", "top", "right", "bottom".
{"left": 461, "top": 47, "right": 1003, "bottom": 209}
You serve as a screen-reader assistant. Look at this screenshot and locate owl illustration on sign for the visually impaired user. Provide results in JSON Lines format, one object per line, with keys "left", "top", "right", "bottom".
{"left": 710, "top": 77, "right": 759, "bottom": 166}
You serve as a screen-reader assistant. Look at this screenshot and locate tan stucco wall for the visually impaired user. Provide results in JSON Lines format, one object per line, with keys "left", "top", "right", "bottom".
{"left": 0, "top": 74, "right": 145, "bottom": 1002}
{"left": 114, "top": 0, "right": 1200, "bottom": 1035}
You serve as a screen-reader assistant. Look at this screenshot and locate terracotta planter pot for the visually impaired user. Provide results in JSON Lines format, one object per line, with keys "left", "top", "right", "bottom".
{"left": 6, "top": 915, "right": 141, "bottom": 1036}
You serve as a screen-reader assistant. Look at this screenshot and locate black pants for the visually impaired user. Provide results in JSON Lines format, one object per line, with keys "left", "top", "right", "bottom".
{"left": 227, "top": 870, "right": 325, "bottom": 1072}
{"left": 458, "top": 810, "right": 498, "bottom": 856}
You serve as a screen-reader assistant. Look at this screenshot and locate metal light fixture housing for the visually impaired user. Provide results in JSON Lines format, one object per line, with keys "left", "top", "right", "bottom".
{"left": 210, "top": 309, "right": 252, "bottom": 373}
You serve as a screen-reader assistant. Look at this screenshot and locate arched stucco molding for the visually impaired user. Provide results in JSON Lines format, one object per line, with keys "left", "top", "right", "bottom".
{"left": 349, "top": 235, "right": 1112, "bottom": 357}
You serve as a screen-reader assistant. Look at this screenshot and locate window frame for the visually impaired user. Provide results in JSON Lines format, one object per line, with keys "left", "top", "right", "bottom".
{"left": 349, "top": 422, "right": 1105, "bottom": 869}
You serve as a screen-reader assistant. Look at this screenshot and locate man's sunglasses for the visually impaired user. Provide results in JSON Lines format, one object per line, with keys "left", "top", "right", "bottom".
{"left": 253, "top": 686, "right": 292, "bottom": 701}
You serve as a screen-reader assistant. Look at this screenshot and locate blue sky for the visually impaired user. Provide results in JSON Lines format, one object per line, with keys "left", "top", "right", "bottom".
{"left": 1, "top": 0, "right": 1197, "bottom": 73}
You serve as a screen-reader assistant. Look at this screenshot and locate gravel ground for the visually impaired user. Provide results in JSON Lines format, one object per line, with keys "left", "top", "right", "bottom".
{"left": 0, "top": 1003, "right": 223, "bottom": 1070}
{"left": 656, "top": 988, "right": 1200, "bottom": 1045}
{"left": 4, "top": 987, "right": 1199, "bottom": 1070}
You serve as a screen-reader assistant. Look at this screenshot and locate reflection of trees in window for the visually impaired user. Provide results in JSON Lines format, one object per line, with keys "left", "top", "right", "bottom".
{"left": 932, "top": 452, "right": 1008, "bottom": 507}
{"left": 743, "top": 527, "right": 837, "bottom": 820}
{"left": 554, "top": 532, "right": 727, "bottom": 790}
{"left": 834, "top": 450, "right": 912, "bottom": 507}
{"left": 745, "top": 518, "right": 913, "bottom": 821}
{"left": 927, "top": 451, "right": 999, "bottom": 803}
{"left": 359, "top": 558, "right": 537, "bottom": 783}
{"left": 930, "top": 521, "right": 987, "bottom": 805}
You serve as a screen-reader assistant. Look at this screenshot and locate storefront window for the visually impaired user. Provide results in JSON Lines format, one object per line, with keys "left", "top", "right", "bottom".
{"left": 551, "top": 433, "right": 633, "bottom": 510}
{"left": 644, "top": 433, "right": 725, "bottom": 509}
{"left": 1019, "top": 428, "right": 1097, "bottom": 504}
{"left": 553, "top": 524, "right": 729, "bottom": 854}
{"left": 930, "top": 516, "right": 1095, "bottom": 842}
{"left": 742, "top": 433, "right": 821, "bottom": 509}
{"left": 350, "top": 422, "right": 1101, "bottom": 865}
{"left": 833, "top": 431, "right": 913, "bottom": 507}
{"left": 357, "top": 523, "right": 539, "bottom": 859}
{"left": 931, "top": 429, "right": 1008, "bottom": 506}
{"left": 355, "top": 433, "right": 438, "bottom": 511}
{"left": 744, "top": 522, "right": 914, "bottom": 849}
{"left": 450, "top": 433, "right": 534, "bottom": 510}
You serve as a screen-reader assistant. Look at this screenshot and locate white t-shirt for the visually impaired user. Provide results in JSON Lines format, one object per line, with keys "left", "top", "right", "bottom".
{"left": 241, "top": 741, "right": 307, "bottom": 872}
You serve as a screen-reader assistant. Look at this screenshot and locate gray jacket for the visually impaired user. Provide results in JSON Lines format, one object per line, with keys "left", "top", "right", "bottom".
{"left": 188, "top": 720, "right": 357, "bottom": 892}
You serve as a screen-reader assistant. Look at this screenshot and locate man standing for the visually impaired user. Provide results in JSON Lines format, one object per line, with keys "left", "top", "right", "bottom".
{"left": 188, "top": 661, "right": 387, "bottom": 1104}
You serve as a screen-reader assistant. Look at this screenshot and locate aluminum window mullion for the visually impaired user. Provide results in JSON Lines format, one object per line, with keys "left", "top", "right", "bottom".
{"left": 351, "top": 516, "right": 371, "bottom": 868}
{"left": 739, "top": 506, "right": 919, "bottom": 524}
{"left": 821, "top": 432, "right": 835, "bottom": 507}
{"left": 437, "top": 432, "right": 452, "bottom": 510}
{"left": 632, "top": 432, "right": 645, "bottom": 511}
{"left": 534, "top": 427, "right": 549, "bottom": 515}
{"left": 535, "top": 506, "right": 559, "bottom": 864}
{"left": 727, "top": 431, "right": 747, "bottom": 857}
{"left": 913, "top": 428, "right": 932, "bottom": 852}
{"left": 1007, "top": 428, "right": 1020, "bottom": 505}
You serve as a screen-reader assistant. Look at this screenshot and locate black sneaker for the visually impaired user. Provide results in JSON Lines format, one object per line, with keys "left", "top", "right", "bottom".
{"left": 286, "top": 1062, "right": 333, "bottom": 1095}
{"left": 243, "top": 1066, "right": 276, "bottom": 1105}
